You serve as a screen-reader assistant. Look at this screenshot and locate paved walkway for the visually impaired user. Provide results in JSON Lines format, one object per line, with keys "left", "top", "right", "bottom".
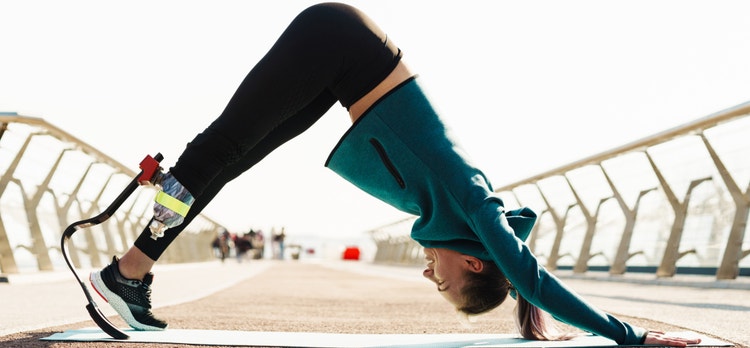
{"left": 0, "top": 260, "right": 747, "bottom": 347}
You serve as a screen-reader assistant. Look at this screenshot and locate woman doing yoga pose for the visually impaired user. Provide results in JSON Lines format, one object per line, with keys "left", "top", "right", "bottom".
{"left": 90, "top": 3, "right": 700, "bottom": 346}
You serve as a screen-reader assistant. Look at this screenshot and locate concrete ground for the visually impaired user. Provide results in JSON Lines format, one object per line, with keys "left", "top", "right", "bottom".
{"left": 0, "top": 259, "right": 747, "bottom": 348}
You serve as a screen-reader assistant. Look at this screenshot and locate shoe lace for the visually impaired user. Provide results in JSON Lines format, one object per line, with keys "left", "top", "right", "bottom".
{"left": 138, "top": 283, "right": 165, "bottom": 323}
{"left": 137, "top": 282, "right": 154, "bottom": 309}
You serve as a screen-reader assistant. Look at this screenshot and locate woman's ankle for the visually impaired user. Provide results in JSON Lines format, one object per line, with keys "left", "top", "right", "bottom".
{"left": 118, "top": 247, "right": 156, "bottom": 280}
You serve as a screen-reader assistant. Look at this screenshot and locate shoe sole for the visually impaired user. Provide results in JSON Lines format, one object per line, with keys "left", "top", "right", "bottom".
{"left": 90, "top": 271, "right": 167, "bottom": 331}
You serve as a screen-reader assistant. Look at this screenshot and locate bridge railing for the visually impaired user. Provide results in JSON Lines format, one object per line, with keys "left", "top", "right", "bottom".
{"left": 0, "top": 113, "right": 222, "bottom": 275}
{"left": 369, "top": 101, "right": 750, "bottom": 280}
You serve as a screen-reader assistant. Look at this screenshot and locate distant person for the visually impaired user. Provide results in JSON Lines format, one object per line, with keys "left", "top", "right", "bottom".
{"left": 245, "top": 229, "right": 257, "bottom": 259}
{"left": 251, "top": 229, "right": 265, "bottom": 259}
{"left": 272, "top": 227, "right": 286, "bottom": 260}
{"left": 211, "top": 229, "right": 232, "bottom": 262}
{"left": 235, "top": 233, "right": 253, "bottom": 262}
{"left": 89, "top": 3, "right": 699, "bottom": 346}
{"left": 245, "top": 229, "right": 266, "bottom": 259}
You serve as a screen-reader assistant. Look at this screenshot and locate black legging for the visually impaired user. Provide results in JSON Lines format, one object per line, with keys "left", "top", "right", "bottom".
{"left": 134, "top": 2, "right": 402, "bottom": 260}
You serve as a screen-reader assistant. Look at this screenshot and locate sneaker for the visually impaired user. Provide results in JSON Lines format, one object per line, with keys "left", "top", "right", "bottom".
{"left": 90, "top": 256, "right": 168, "bottom": 331}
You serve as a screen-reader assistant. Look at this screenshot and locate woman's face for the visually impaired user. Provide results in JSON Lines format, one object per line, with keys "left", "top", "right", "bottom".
{"left": 422, "top": 248, "right": 482, "bottom": 308}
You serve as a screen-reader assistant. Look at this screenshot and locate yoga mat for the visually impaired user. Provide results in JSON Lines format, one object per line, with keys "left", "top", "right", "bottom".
{"left": 42, "top": 328, "right": 731, "bottom": 347}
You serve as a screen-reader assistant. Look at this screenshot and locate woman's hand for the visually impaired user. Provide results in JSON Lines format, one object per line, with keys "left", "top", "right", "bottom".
{"left": 644, "top": 330, "right": 701, "bottom": 347}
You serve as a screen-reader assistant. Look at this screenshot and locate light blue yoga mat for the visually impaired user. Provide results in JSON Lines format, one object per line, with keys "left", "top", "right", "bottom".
{"left": 42, "top": 328, "right": 730, "bottom": 347}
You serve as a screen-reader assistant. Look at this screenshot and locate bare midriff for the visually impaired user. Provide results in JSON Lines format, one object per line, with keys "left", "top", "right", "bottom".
{"left": 348, "top": 61, "right": 414, "bottom": 123}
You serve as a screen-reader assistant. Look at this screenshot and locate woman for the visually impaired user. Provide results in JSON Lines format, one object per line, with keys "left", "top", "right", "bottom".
{"left": 90, "top": 3, "right": 700, "bottom": 346}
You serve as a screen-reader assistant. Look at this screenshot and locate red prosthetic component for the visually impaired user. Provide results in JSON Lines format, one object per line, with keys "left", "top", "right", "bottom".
{"left": 138, "top": 153, "right": 164, "bottom": 186}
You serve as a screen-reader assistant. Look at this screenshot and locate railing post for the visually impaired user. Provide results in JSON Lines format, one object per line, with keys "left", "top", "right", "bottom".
{"left": 0, "top": 132, "right": 42, "bottom": 273}
{"left": 538, "top": 183, "right": 577, "bottom": 270}
{"left": 77, "top": 170, "right": 117, "bottom": 268}
{"left": 602, "top": 162, "right": 660, "bottom": 275}
{"left": 574, "top": 196, "right": 611, "bottom": 273}
{"left": 97, "top": 173, "right": 121, "bottom": 262}
{"left": 648, "top": 151, "right": 713, "bottom": 277}
{"left": 565, "top": 173, "right": 613, "bottom": 274}
{"left": 609, "top": 187, "right": 656, "bottom": 275}
{"left": 55, "top": 162, "right": 95, "bottom": 269}
{"left": 0, "top": 216, "right": 16, "bottom": 274}
{"left": 699, "top": 133, "right": 750, "bottom": 279}
{"left": 24, "top": 147, "right": 73, "bottom": 271}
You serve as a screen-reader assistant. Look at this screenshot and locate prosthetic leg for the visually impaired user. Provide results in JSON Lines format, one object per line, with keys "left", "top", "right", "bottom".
{"left": 60, "top": 153, "right": 164, "bottom": 340}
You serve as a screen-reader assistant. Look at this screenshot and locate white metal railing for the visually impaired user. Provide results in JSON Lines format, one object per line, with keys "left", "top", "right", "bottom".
{"left": 0, "top": 113, "right": 222, "bottom": 275}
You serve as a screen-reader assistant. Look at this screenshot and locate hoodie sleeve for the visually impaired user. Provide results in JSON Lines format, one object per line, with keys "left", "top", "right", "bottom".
{"left": 473, "top": 199, "right": 647, "bottom": 345}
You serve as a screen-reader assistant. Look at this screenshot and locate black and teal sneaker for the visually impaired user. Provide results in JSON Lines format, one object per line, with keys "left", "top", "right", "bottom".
{"left": 90, "top": 256, "right": 168, "bottom": 331}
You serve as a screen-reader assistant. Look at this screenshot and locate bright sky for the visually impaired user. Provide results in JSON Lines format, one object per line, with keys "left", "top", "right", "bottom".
{"left": 2, "top": 0, "right": 750, "bottom": 242}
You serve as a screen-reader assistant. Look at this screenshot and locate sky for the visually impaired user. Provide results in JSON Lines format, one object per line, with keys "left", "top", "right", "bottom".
{"left": 2, "top": 0, "right": 750, "bottom": 242}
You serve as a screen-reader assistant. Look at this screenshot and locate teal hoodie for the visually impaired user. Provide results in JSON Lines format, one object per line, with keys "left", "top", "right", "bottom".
{"left": 326, "top": 77, "right": 647, "bottom": 345}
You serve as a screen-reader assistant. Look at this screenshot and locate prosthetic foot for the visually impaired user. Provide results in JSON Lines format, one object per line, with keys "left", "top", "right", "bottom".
{"left": 61, "top": 153, "right": 164, "bottom": 340}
